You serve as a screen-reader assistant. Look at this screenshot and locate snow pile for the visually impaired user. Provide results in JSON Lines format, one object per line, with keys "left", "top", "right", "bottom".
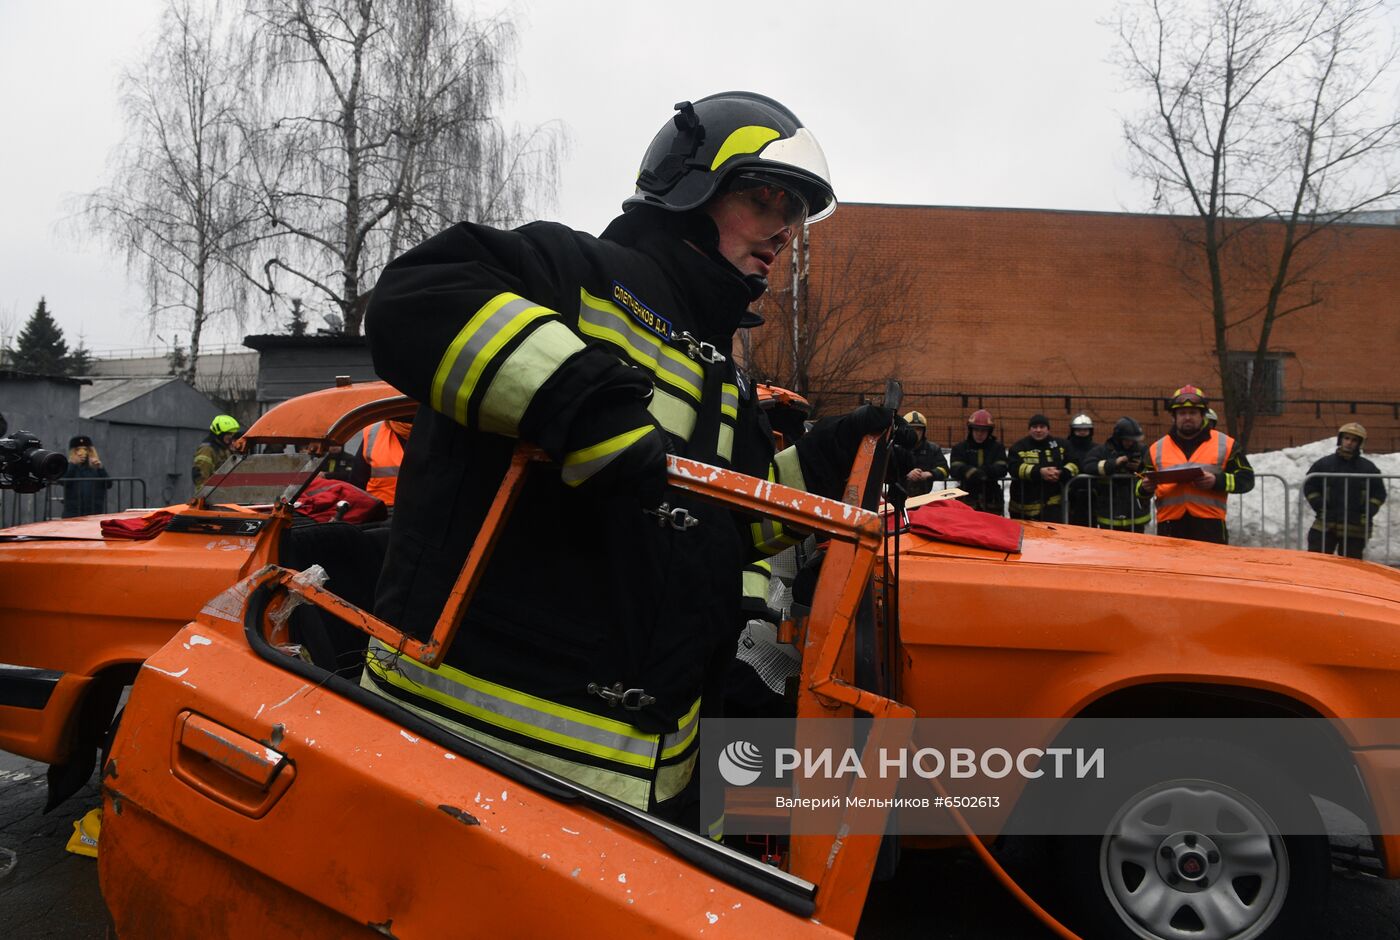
{"left": 1231, "top": 438, "right": 1400, "bottom": 556}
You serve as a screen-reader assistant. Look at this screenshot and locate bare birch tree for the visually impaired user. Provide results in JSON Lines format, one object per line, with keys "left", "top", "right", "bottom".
{"left": 1115, "top": 0, "right": 1400, "bottom": 449}
{"left": 744, "top": 226, "right": 916, "bottom": 415}
{"left": 83, "top": 0, "right": 262, "bottom": 384}
{"left": 242, "top": 0, "right": 562, "bottom": 336}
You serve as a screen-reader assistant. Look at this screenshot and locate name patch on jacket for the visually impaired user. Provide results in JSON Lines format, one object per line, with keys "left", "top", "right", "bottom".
{"left": 613, "top": 282, "right": 673, "bottom": 340}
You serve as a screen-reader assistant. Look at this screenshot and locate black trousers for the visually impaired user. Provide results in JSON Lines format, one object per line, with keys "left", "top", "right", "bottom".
{"left": 1156, "top": 516, "right": 1228, "bottom": 544}
{"left": 1307, "top": 527, "right": 1366, "bottom": 560}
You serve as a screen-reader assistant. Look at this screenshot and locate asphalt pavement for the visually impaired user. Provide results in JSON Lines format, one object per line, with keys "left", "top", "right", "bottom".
{"left": 0, "top": 748, "right": 1395, "bottom": 938}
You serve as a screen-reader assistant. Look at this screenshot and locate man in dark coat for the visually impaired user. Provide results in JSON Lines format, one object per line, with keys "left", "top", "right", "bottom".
{"left": 62, "top": 435, "right": 111, "bottom": 517}
{"left": 1082, "top": 417, "right": 1152, "bottom": 532}
{"left": 1063, "top": 414, "right": 1096, "bottom": 526}
{"left": 949, "top": 409, "right": 1008, "bottom": 515}
{"left": 896, "top": 410, "right": 949, "bottom": 497}
{"left": 1006, "top": 414, "right": 1075, "bottom": 521}
{"left": 1304, "top": 422, "right": 1388, "bottom": 559}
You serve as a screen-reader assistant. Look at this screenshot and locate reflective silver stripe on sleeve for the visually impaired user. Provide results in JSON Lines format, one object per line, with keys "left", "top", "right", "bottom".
{"left": 433, "top": 295, "right": 554, "bottom": 424}
{"left": 370, "top": 466, "right": 399, "bottom": 478}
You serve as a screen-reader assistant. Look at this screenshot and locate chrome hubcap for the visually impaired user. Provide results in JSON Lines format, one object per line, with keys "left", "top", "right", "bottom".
{"left": 1100, "top": 782, "right": 1288, "bottom": 940}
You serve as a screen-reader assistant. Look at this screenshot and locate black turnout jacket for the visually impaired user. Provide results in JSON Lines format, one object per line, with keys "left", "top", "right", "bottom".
{"left": 366, "top": 209, "right": 852, "bottom": 732}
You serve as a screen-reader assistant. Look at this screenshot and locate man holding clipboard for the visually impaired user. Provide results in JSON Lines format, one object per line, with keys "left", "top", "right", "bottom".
{"left": 1138, "top": 385, "right": 1255, "bottom": 544}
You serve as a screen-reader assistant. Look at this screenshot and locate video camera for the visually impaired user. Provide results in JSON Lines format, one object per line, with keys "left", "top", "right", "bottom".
{"left": 0, "top": 412, "right": 68, "bottom": 493}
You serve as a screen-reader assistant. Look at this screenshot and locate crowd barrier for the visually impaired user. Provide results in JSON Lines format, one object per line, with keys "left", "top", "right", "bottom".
{"left": 924, "top": 470, "right": 1397, "bottom": 565}
{"left": 0, "top": 477, "right": 149, "bottom": 529}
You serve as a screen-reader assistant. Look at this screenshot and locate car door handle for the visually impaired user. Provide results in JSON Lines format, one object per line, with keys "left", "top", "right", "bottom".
{"left": 172, "top": 711, "right": 296, "bottom": 818}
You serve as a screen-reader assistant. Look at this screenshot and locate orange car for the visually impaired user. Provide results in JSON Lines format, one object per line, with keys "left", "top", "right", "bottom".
{"left": 6, "top": 382, "right": 1400, "bottom": 938}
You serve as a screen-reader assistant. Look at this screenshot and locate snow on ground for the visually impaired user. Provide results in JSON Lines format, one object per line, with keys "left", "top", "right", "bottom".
{"left": 1231, "top": 438, "right": 1400, "bottom": 559}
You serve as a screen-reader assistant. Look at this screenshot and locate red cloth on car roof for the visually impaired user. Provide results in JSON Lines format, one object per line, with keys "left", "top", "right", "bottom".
{"left": 906, "top": 500, "right": 1023, "bottom": 553}
{"left": 100, "top": 511, "right": 174, "bottom": 540}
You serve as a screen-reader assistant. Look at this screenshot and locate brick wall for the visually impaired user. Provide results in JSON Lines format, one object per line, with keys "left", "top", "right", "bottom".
{"left": 752, "top": 204, "right": 1400, "bottom": 452}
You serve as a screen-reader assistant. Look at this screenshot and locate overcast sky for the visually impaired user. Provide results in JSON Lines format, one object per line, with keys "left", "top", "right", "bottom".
{"left": 1, "top": 0, "right": 1175, "bottom": 355}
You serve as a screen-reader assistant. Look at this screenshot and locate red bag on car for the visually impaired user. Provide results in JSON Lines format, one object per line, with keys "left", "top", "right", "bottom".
{"left": 295, "top": 477, "right": 387, "bottom": 524}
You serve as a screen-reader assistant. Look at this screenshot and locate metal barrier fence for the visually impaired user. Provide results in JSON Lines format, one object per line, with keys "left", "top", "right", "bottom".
{"left": 1294, "top": 473, "right": 1399, "bottom": 566}
{"left": 0, "top": 477, "right": 149, "bottom": 529}
{"left": 925, "top": 470, "right": 1398, "bottom": 564}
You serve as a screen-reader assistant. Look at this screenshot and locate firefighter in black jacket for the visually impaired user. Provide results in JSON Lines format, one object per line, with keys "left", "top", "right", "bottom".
{"left": 1063, "top": 413, "right": 1096, "bottom": 526}
{"left": 1304, "top": 422, "right": 1387, "bottom": 559}
{"left": 1007, "top": 414, "right": 1076, "bottom": 521}
{"left": 1082, "top": 417, "right": 1153, "bottom": 532}
{"left": 950, "top": 409, "right": 1008, "bottom": 515}
{"left": 362, "top": 92, "right": 888, "bottom": 826}
{"left": 896, "top": 410, "right": 949, "bottom": 497}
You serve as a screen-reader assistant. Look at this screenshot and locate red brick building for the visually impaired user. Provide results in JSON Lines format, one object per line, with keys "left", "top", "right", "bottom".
{"left": 751, "top": 203, "right": 1400, "bottom": 453}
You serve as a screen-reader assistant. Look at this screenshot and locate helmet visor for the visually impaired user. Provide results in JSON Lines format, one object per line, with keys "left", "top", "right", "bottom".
{"left": 727, "top": 173, "right": 809, "bottom": 226}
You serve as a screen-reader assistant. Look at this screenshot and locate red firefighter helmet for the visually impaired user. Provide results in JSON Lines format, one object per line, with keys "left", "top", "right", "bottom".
{"left": 967, "top": 409, "right": 994, "bottom": 430}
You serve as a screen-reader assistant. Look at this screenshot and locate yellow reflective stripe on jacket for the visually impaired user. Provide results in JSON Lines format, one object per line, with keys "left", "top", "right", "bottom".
{"left": 742, "top": 561, "right": 772, "bottom": 604}
{"left": 360, "top": 668, "right": 653, "bottom": 809}
{"left": 647, "top": 386, "right": 698, "bottom": 441}
{"left": 660, "top": 696, "right": 702, "bottom": 761}
{"left": 718, "top": 423, "right": 734, "bottom": 462}
{"left": 431, "top": 293, "right": 580, "bottom": 427}
{"left": 578, "top": 288, "right": 703, "bottom": 402}
{"left": 477, "top": 320, "right": 586, "bottom": 436}
{"left": 749, "top": 466, "right": 799, "bottom": 554}
{"left": 773, "top": 445, "right": 806, "bottom": 490}
{"left": 720, "top": 383, "right": 739, "bottom": 420}
{"left": 562, "top": 425, "right": 654, "bottom": 487}
{"left": 366, "top": 640, "right": 660, "bottom": 767}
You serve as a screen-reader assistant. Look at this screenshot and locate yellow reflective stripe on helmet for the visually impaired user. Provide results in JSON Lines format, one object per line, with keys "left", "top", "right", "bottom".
{"left": 578, "top": 289, "right": 702, "bottom": 402}
{"left": 647, "top": 386, "right": 698, "bottom": 440}
{"left": 773, "top": 445, "right": 806, "bottom": 491}
{"left": 561, "top": 425, "right": 655, "bottom": 487}
{"left": 710, "top": 125, "right": 782, "bottom": 171}
{"left": 366, "top": 641, "right": 660, "bottom": 767}
{"left": 477, "top": 320, "right": 586, "bottom": 436}
{"left": 432, "top": 294, "right": 558, "bottom": 424}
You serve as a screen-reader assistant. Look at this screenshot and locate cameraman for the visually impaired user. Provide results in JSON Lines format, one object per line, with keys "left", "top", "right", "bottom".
{"left": 1083, "top": 417, "right": 1152, "bottom": 533}
{"left": 62, "top": 434, "right": 112, "bottom": 518}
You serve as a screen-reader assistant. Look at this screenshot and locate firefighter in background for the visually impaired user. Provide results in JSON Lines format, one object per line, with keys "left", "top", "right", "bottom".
{"left": 896, "top": 410, "right": 949, "bottom": 497}
{"left": 1063, "top": 413, "right": 1096, "bottom": 526}
{"left": 1083, "top": 417, "right": 1153, "bottom": 532}
{"left": 1204, "top": 408, "right": 1219, "bottom": 432}
{"left": 950, "top": 409, "right": 1008, "bottom": 515}
{"left": 361, "top": 419, "right": 411, "bottom": 507}
{"left": 1303, "top": 422, "right": 1387, "bottom": 559}
{"left": 1139, "top": 385, "right": 1254, "bottom": 544}
{"left": 362, "top": 92, "right": 890, "bottom": 827}
{"left": 192, "top": 414, "right": 241, "bottom": 492}
{"left": 1006, "top": 414, "right": 1075, "bottom": 521}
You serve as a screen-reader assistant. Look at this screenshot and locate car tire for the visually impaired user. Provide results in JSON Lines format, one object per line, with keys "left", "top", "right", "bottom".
{"left": 1053, "top": 736, "right": 1330, "bottom": 940}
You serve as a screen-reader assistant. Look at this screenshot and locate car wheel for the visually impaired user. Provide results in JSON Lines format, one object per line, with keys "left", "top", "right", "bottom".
{"left": 1055, "top": 737, "right": 1330, "bottom": 940}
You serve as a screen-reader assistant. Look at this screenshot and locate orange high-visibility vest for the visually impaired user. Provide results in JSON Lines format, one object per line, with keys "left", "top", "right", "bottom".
{"left": 1152, "top": 430, "right": 1233, "bottom": 521}
{"left": 363, "top": 421, "right": 405, "bottom": 506}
